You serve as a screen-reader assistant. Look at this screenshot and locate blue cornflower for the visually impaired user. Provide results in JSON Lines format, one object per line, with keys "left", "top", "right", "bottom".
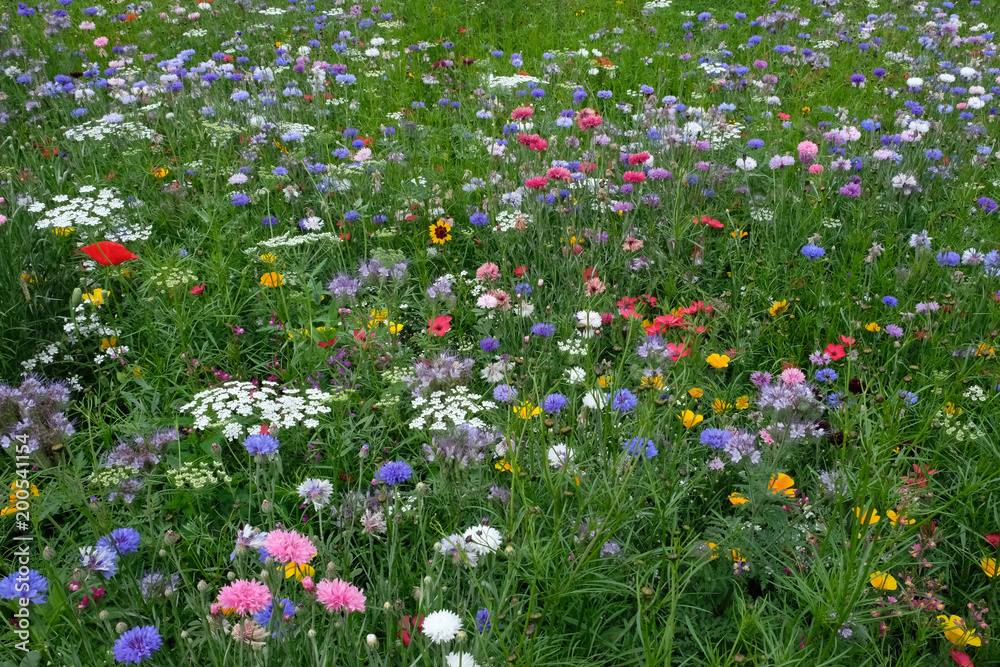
{"left": 543, "top": 393, "right": 569, "bottom": 413}
{"left": 377, "top": 460, "right": 413, "bottom": 485}
{"left": 596, "top": 90, "right": 613, "bottom": 99}
{"left": 480, "top": 337, "right": 500, "bottom": 352}
{"left": 610, "top": 388, "right": 638, "bottom": 412}
{"left": 343, "top": 210, "right": 361, "bottom": 222}
{"left": 253, "top": 598, "right": 296, "bottom": 637}
{"left": 815, "top": 368, "right": 838, "bottom": 383}
{"left": 476, "top": 608, "right": 492, "bottom": 632}
{"left": 699, "top": 428, "right": 732, "bottom": 449}
{"left": 531, "top": 323, "right": 556, "bottom": 337}
{"left": 747, "top": 138, "right": 765, "bottom": 149}
{"left": 470, "top": 212, "right": 489, "bottom": 226}
{"left": 801, "top": 244, "right": 826, "bottom": 259}
{"left": 622, "top": 437, "right": 658, "bottom": 459}
{"left": 882, "top": 296, "right": 898, "bottom": 307}
{"left": 494, "top": 384, "right": 518, "bottom": 403}
{"left": 112, "top": 625, "right": 163, "bottom": 664}
{"left": 936, "top": 251, "right": 960, "bottom": 267}
{"left": 515, "top": 282, "right": 532, "bottom": 296}
{"left": 0, "top": 569, "right": 48, "bottom": 604}
{"left": 261, "top": 216, "right": 279, "bottom": 226}
{"left": 243, "top": 433, "right": 280, "bottom": 456}
{"left": 97, "top": 527, "right": 141, "bottom": 555}
{"left": 230, "top": 193, "right": 250, "bottom": 206}
{"left": 80, "top": 545, "right": 119, "bottom": 580}
{"left": 898, "top": 391, "right": 918, "bottom": 405}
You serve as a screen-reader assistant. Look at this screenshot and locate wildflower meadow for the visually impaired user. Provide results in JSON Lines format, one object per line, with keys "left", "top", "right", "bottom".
{"left": 3, "top": 0, "right": 1000, "bottom": 665}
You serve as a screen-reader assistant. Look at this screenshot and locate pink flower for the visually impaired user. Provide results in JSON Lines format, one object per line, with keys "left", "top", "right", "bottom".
{"left": 759, "top": 429, "right": 775, "bottom": 445}
{"left": 217, "top": 579, "right": 272, "bottom": 615}
{"left": 263, "top": 529, "right": 317, "bottom": 564}
{"left": 576, "top": 108, "right": 603, "bottom": 130}
{"left": 188, "top": 12, "right": 201, "bottom": 19}
{"left": 476, "top": 262, "right": 501, "bottom": 280}
{"left": 796, "top": 141, "right": 819, "bottom": 157}
{"left": 93, "top": 37, "right": 109, "bottom": 47}
{"left": 780, "top": 367, "right": 806, "bottom": 385}
{"left": 510, "top": 106, "right": 534, "bottom": 120}
{"left": 622, "top": 171, "right": 646, "bottom": 183}
{"left": 315, "top": 578, "right": 367, "bottom": 613}
{"left": 545, "top": 167, "right": 572, "bottom": 181}
{"left": 809, "top": 164, "right": 824, "bottom": 174}
{"left": 189, "top": 284, "right": 205, "bottom": 295}
{"left": 0, "top": 215, "right": 7, "bottom": 226}
{"left": 525, "top": 176, "right": 548, "bottom": 189}
{"left": 79, "top": 21, "right": 96, "bottom": 30}
{"left": 301, "top": 576, "right": 316, "bottom": 592}
{"left": 627, "top": 151, "right": 651, "bottom": 165}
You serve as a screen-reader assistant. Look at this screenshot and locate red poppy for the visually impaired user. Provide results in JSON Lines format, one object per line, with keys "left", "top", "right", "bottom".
{"left": 189, "top": 284, "right": 205, "bottom": 295}
{"left": 317, "top": 339, "right": 339, "bottom": 348}
{"left": 951, "top": 648, "right": 974, "bottom": 667}
{"left": 824, "top": 343, "right": 846, "bottom": 361}
{"left": 513, "top": 265, "right": 527, "bottom": 277}
{"left": 987, "top": 533, "right": 1000, "bottom": 548}
{"left": 838, "top": 335, "right": 856, "bottom": 346}
{"left": 398, "top": 615, "right": 424, "bottom": 648}
{"left": 80, "top": 241, "right": 137, "bottom": 266}
{"left": 259, "top": 424, "right": 270, "bottom": 435}
{"left": 428, "top": 314, "right": 452, "bottom": 336}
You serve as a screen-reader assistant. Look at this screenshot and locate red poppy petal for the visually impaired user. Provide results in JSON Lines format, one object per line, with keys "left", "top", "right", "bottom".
{"left": 80, "top": 241, "right": 138, "bottom": 266}
{"left": 951, "top": 648, "right": 974, "bottom": 667}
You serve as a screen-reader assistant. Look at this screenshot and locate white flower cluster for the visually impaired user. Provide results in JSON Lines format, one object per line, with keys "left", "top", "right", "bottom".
{"left": 641, "top": 0, "right": 672, "bottom": 12}
{"left": 557, "top": 337, "right": 589, "bottom": 357}
{"left": 170, "top": 461, "right": 232, "bottom": 490}
{"left": 63, "top": 119, "right": 155, "bottom": 143}
{"left": 494, "top": 210, "right": 532, "bottom": 232}
{"left": 963, "top": 385, "right": 987, "bottom": 402}
{"left": 243, "top": 231, "right": 343, "bottom": 256}
{"left": 435, "top": 524, "right": 503, "bottom": 568}
{"left": 408, "top": 387, "right": 497, "bottom": 432}
{"left": 936, "top": 409, "right": 986, "bottom": 443}
{"left": 180, "top": 380, "right": 334, "bottom": 440}
{"left": 183, "top": 28, "right": 208, "bottom": 38}
{"left": 150, "top": 267, "right": 198, "bottom": 290}
{"left": 483, "top": 73, "right": 540, "bottom": 90}
{"left": 31, "top": 186, "right": 147, "bottom": 241}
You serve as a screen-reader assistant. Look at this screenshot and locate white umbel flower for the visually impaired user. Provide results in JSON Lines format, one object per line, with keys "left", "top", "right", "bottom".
{"left": 423, "top": 610, "right": 463, "bottom": 644}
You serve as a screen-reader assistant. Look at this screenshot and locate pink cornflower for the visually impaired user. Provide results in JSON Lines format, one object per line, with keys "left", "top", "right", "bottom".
{"left": 780, "top": 367, "right": 806, "bottom": 385}
{"left": 525, "top": 176, "right": 548, "bottom": 189}
{"left": 546, "top": 166, "right": 572, "bottom": 181}
{"left": 79, "top": 21, "right": 96, "bottom": 30}
{"left": 217, "top": 579, "right": 272, "bottom": 615}
{"left": 315, "top": 578, "right": 367, "bottom": 613}
{"left": 301, "top": 576, "right": 316, "bottom": 591}
{"left": 263, "top": 529, "right": 317, "bottom": 564}
{"left": 622, "top": 237, "right": 644, "bottom": 252}
{"left": 622, "top": 171, "right": 646, "bottom": 183}
{"left": 797, "top": 141, "right": 819, "bottom": 157}
{"left": 476, "top": 262, "right": 501, "bottom": 280}
{"left": 628, "top": 151, "right": 651, "bottom": 165}
{"left": 94, "top": 36, "right": 109, "bottom": 47}
{"left": 576, "top": 108, "right": 603, "bottom": 130}
{"left": 510, "top": 106, "right": 534, "bottom": 120}
{"left": 809, "top": 163, "right": 824, "bottom": 174}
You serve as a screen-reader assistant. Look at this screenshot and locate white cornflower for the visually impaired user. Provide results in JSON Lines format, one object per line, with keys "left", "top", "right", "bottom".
{"left": 446, "top": 653, "right": 481, "bottom": 667}
{"left": 461, "top": 525, "right": 503, "bottom": 555}
{"left": 423, "top": 610, "right": 463, "bottom": 644}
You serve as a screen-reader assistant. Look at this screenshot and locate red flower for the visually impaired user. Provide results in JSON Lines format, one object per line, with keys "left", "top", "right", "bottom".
{"left": 189, "top": 284, "right": 205, "bottom": 295}
{"left": 428, "top": 314, "right": 452, "bottom": 336}
{"left": 951, "top": 648, "right": 975, "bottom": 667}
{"left": 824, "top": 343, "right": 846, "bottom": 361}
{"left": 513, "top": 265, "right": 527, "bottom": 276}
{"left": 317, "top": 339, "right": 339, "bottom": 348}
{"left": 838, "top": 335, "right": 856, "bottom": 346}
{"left": 986, "top": 533, "right": 1000, "bottom": 548}
{"left": 79, "top": 241, "right": 137, "bottom": 266}
{"left": 398, "top": 615, "right": 425, "bottom": 647}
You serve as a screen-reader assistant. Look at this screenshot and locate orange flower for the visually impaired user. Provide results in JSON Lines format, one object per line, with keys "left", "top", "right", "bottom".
{"left": 981, "top": 558, "right": 997, "bottom": 578}
{"left": 767, "top": 473, "right": 796, "bottom": 497}
{"left": 260, "top": 272, "right": 284, "bottom": 288}
{"left": 870, "top": 571, "right": 898, "bottom": 591}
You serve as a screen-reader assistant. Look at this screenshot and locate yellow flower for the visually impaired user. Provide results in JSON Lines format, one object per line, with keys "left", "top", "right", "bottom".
{"left": 730, "top": 229, "right": 748, "bottom": 239}
{"left": 728, "top": 492, "right": 748, "bottom": 506}
{"left": 514, "top": 401, "right": 540, "bottom": 419}
{"left": 429, "top": 219, "right": 452, "bottom": 244}
{"left": 688, "top": 387, "right": 704, "bottom": 398}
{"left": 735, "top": 395, "right": 750, "bottom": 410}
{"left": 974, "top": 344, "right": 995, "bottom": 357}
{"left": 938, "top": 614, "right": 982, "bottom": 647}
{"left": 284, "top": 562, "right": 315, "bottom": 581}
{"left": 101, "top": 336, "right": 118, "bottom": 350}
{"left": 51, "top": 226, "right": 75, "bottom": 236}
{"left": 368, "top": 308, "right": 388, "bottom": 328}
{"left": 712, "top": 398, "right": 732, "bottom": 414}
{"left": 260, "top": 272, "right": 284, "bottom": 288}
{"left": 597, "top": 374, "right": 612, "bottom": 389}
{"left": 641, "top": 374, "right": 664, "bottom": 390}
{"left": 677, "top": 410, "right": 704, "bottom": 428}
{"left": 152, "top": 167, "right": 169, "bottom": 178}
{"left": 870, "top": 571, "right": 898, "bottom": 591}
{"left": 495, "top": 459, "right": 514, "bottom": 473}
{"left": 854, "top": 507, "right": 880, "bottom": 525}
{"left": 981, "top": 558, "right": 997, "bottom": 578}
{"left": 886, "top": 510, "right": 914, "bottom": 526}
{"left": 260, "top": 253, "right": 277, "bottom": 263}
{"left": 944, "top": 402, "right": 962, "bottom": 416}
{"left": 1, "top": 482, "right": 40, "bottom": 517}
{"left": 83, "top": 288, "right": 105, "bottom": 306}
{"left": 768, "top": 300, "right": 789, "bottom": 317}
{"left": 729, "top": 549, "right": 745, "bottom": 563}
{"left": 801, "top": 106, "right": 811, "bottom": 113}
{"left": 706, "top": 542, "right": 719, "bottom": 559}
{"left": 865, "top": 322, "right": 880, "bottom": 332}
{"left": 388, "top": 321, "right": 403, "bottom": 334}
{"left": 706, "top": 354, "right": 730, "bottom": 369}
{"left": 767, "top": 473, "right": 796, "bottom": 497}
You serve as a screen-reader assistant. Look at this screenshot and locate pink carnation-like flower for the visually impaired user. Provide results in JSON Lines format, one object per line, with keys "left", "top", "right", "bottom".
{"left": 780, "top": 367, "right": 806, "bottom": 385}
{"left": 797, "top": 140, "right": 819, "bottom": 157}
{"left": 93, "top": 37, "right": 109, "bottom": 47}
{"left": 623, "top": 171, "right": 646, "bottom": 184}
{"left": 576, "top": 108, "right": 603, "bottom": 130}
{"left": 217, "top": 579, "right": 272, "bottom": 615}
{"left": 525, "top": 176, "right": 548, "bottom": 189}
{"left": 80, "top": 21, "right": 96, "bottom": 30}
{"left": 476, "top": 262, "right": 501, "bottom": 281}
{"left": 263, "top": 529, "right": 317, "bottom": 564}
{"left": 627, "top": 151, "right": 651, "bottom": 165}
{"left": 510, "top": 106, "right": 534, "bottom": 120}
{"left": 315, "top": 578, "right": 367, "bottom": 613}
{"left": 301, "top": 576, "right": 316, "bottom": 592}
{"left": 809, "top": 164, "right": 824, "bottom": 175}
{"left": 546, "top": 166, "right": 572, "bottom": 181}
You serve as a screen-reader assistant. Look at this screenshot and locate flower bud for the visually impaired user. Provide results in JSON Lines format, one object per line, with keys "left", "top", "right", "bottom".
{"left": 366, "top": 633, "right": 377, "bottom": 646}
{"left": 115, "top": 622, "right": 128, "bottom": 634}
{"left": 164, "top": 530, "right": 181, "bottom": 545}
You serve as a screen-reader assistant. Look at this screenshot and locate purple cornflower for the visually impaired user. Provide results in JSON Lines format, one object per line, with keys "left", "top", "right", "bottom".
{"left": 882, "top": 296, "right": 898, "bottom": 307}
{"left": 97, "top": 528, "right": 141, "bottom": 555}
{"left": 493, "top": 384, "right": 518, "bottom": 403}
{"left": 699, "top": 428, "right": 732, "bottom": 449}
{"left": 112, "top": 625, "right": 163, "bottom": 664}
{"left": 543, "top": 393, "right": 569, "bottom": 412}
{"left": 327, "top": 273, "right": 361, "bottom": 302}
{"left": 243, "top": 433, "right": 281, "bottom": 456}
{"left": 936, "top": 251, "right": 960, "bottom": 267}
{"left": 376, "top": 460, "right": 413, "bottom": 485}
{"left": 480, "top": 337, "right": 500, "bottom": 352}
{"left": 0, "top": 569, "right": 48, "bottom": 604}
{"left": 750, "top": 371, "right": 772, "bottom": 387}
{"left": 230, "top": 193, "right": 250, "bottom": 206}
{"left": 801, "top": 244, "right": 826, "bottom": 259}
{"left": 79, "top": 545, "right": 119, "bottom": 579}
{"left": 610, "top": 388, "right": 638, "bottom": 412}
{"left": 977, "top": 196, "right": 998, "bottom": 213}
{"left": 530, "top": 323, "right": 556, "bottom": 337}
{"left": 884, "top": 324, "right": 904, "bottom": 338}
{"left": 476, "top": 607, "right": 492, "bottom": 632}
{"left": 261, "top": 216, "right": 279, "bottom": 226}
{"left": 622, "top": 436, "right": 658, "bottom": 459}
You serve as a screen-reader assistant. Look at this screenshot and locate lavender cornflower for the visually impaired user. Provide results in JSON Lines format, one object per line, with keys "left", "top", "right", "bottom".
{"left": 480, "top": 337, "right": 500, "bottom": 352}
{"left": 138, "top": 571, "right": 180, "bottom": 601}
{"left": 699, "top": 428, "right": 732, "bottom": 449}
{"left": 112, "top": 626, "right": 163, "bottom": 664}
{"left": 97, "top": 528, "right": 141, "bottom": 555}
{"left": 493, "top": 384, "right": 518, "bottom": 403}
{"left": 622, "top": 436, "right": 658, "bottom": 459}
{"left": 884, "top": 324, "right": 904, "bottom": 338}
{"left": 476, "top": 608, "right": 492, "bottom": 632}
{"left": 722, "top": 430, "right": 761, "bottom": 464}
{"left": 376, "top": 460, "right": 413, "bottom": 485}
{"left": 231, "top": 525, "right": 268, "bottom": 560}
{"left": 531, "top": 323, "right": 556, "bottom": 337}
{"left": 610, "top": 388, "right": 638, "bottom": 412}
